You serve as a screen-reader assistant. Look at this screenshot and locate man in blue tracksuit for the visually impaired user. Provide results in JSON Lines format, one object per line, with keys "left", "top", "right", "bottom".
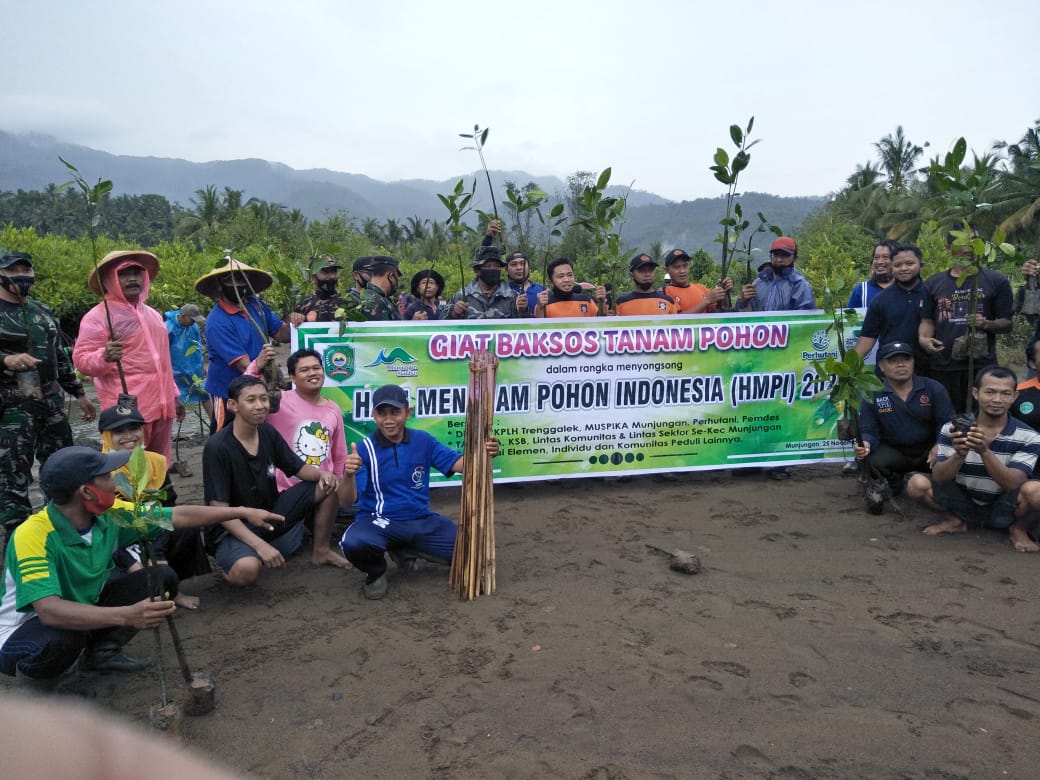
{"left": 338, "top": 385, "right": 500, "bottom": 600}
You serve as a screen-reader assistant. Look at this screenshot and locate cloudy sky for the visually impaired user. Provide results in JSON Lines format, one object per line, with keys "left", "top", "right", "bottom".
{"left": 5, "top": 0, "right": 1038, "bottom": 202}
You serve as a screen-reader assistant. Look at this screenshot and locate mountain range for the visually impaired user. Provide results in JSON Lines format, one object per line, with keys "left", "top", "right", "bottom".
{"left": 0, "top": 130, "right": 826, "bottom": 256}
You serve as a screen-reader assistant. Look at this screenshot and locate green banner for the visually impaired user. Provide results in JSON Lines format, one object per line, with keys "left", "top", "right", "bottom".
{"left": 294, "top": 312, "right": 859, "bottom": 485}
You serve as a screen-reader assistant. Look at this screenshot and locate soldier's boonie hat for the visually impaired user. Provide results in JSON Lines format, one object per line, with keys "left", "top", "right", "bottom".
{"left": 0, "top": 249, "right": 33, "bottom": 270}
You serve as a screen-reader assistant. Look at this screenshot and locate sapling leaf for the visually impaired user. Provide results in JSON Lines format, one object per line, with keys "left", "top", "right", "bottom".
{"left": 596, "top": 168, "right": 612, "bottom": 191}
{"left": 730, "top": 125, "right": 743, "bottom": 146}
{"left": 479, "top": 127, "right": 489, "bottom": 147}
{"left": 114, "top": 471, "right": 134, "bottom": 499}
{"left": 129, "top": 445, "right": 151, "bottom": 497}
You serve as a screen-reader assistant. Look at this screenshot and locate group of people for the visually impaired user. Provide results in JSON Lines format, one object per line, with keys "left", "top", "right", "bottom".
{"left": 2, "top": 221, "right": 1038, "bottom": 695}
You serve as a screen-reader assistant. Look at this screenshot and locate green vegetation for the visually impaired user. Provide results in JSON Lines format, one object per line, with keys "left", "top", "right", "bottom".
{"left": 0, "top": 118, "right": 1036, "bottom": 346}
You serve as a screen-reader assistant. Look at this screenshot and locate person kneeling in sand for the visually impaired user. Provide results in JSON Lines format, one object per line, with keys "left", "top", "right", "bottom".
{"left": 0, "top": 446, "right": 281, "bottom": 688}
{"left": 202, "top": 375, "right": 342, "bottom": 585}
{"left": 906, "top": 366, "right": 1040, "bottom": 552}
{"left": 338, "top": 384, "right": 499, "bottom": 600}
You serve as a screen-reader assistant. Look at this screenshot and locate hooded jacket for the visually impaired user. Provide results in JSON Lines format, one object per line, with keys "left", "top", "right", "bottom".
{"left": 72, "top": 260, "right": 179, "bottom": 421}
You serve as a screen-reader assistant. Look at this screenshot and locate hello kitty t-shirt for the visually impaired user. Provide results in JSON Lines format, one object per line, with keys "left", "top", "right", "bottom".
{"left": 267, "top": 391, "right": 348, "bottom": 491}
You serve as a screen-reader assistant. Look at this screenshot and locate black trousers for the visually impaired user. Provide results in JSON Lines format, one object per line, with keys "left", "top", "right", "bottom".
{"left": 0, "top": 565, "right": 178, "bottom": 680}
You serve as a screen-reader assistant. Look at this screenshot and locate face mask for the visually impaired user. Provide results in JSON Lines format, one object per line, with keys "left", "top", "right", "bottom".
{"left": 221, "top": 284, "right": 251, "bottom": 303}
{"left": 82, "top": 484, "right": 117, "bottom": 515}
{"left": 872, "top": 272, "right": 894, "bottom": 284}
{"left": 0, "top": 274, "right": 34, "bottom": 298}
{"left": 552, "top": 285, "right": 574, "bottom": 299}
{"left": 316, "top": 279, "right": 338, "bottom": 296}
{"left": 478, "top": 269, "right": 502, "bottom": 287}
{"left": 635, "top": 280, "right": 654, "bottom": 292}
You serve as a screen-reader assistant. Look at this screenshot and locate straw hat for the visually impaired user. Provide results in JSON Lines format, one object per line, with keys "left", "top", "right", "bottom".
{"left": 194, "top": 257, "right": 274, "bottom": 299}
{"left": 88, "top": 250, "right": 160, "bottom": 296}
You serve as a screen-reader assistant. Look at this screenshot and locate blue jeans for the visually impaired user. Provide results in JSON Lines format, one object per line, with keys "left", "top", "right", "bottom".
{"left": 339, "top": 511, "right": 457, "bottom": 578}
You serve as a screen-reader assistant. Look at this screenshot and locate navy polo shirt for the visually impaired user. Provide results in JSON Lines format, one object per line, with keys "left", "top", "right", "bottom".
{"left": 858, "top": 375, "right": 954, "bottom": 452}
{"left": 860, "top": 280, "right": 932, "bottom": 364}
{"left": 355, "top": 428, "right": 460, "bottom": 521}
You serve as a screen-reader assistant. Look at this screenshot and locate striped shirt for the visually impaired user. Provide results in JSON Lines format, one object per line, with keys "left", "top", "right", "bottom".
{"left": 936, "top": 416, "right": 1040, "bottom": 505}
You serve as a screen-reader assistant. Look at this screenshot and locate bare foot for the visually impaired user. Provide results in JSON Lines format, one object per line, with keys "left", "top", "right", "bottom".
{"left": 174, "top": 593, "right": 200, "bottom": 609}
{"left": 1009, "top": 524, "right": 1040, "bottom": 553}
{"left": 312, "top": 548, "right": 350, "bottom": 568}
{"left": 922, "top": 516, "right": 968, "bottom": 536}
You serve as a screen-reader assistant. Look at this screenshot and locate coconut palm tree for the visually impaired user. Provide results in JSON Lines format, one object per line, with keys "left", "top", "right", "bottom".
{"left": 875, "top": 126, "right": 925, "bottom": 193}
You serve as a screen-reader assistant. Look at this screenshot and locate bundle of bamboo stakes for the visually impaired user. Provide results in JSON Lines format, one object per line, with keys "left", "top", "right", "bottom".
{"left": 449, "top": 350, "right": 499, "bottom": 600}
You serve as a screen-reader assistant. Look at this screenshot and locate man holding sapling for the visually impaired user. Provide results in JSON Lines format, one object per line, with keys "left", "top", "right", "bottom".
{"left": 906, "top": 366, "right": 1040, "bottom": 552}
{"left": 660, "top": 248, "right": 733, "bottom": 313}
{"left": 854, "top": 342, "right": 954, "bottom": 515}
{"left": 201, "top": 375, "right": 343, "bottom": 586}
{"left": 0, "top": 445, "right": 282, "bottom": 688}
{"left": 919, "top": 223, "right": 1013, "bottom": 413}
{"left": 734, "top": 237, "right": 815, "bottom": 313}
{"left": 338, "top": 385, "right": 500, "bottom": 600}
{"left": 448, "top": 243, "right": 528, "bottom": 319}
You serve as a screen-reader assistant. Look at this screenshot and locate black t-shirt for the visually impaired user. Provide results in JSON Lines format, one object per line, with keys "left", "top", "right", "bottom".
{"left": 202, "top": 422, "right": 305, "bottom": 510}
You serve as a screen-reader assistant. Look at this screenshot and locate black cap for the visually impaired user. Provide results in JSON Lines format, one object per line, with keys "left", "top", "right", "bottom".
{"left": 473, "top": 245, "right": 503, "bottom": 267}
{"left": 629, "top": 253, "right": 657, "bottom": 271}
{"left": 98, "top": 405, "right": 147, "bottom": 432}
{"left": 372, "top": 385, "right": 409, "bottom": 409}
{"left": 664, "top": 249, "right": 690, "bottom": 267}
{"left": 505, "top": 250, "right": 528, "bottom": 262}
{"left": 39, "top": 446, "right": 132, "bottom": 500}
{"left": 878, "top": 342, "right": 914, "bottom": 360}
{"left": 0, "top": 249, "right": 33, "bottom": 270}
{"left": 352, "top": 257, "right": 375, "bottom": 273}
{"left": 369, "top": 255, "right": 400, "bottom": 273}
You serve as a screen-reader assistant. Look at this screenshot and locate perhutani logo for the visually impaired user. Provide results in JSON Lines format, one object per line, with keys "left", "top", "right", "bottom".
{"left": 801, "top": 329, "right": 838, "bottom": 361}
{"left": 324, "top": 348, "right": 355, "bottom": 381}
{"left": 367, "top": 347, "right": 419, "bottom": 377}
{"left": 810, "top": 329, "right": 830, "bottom": 351}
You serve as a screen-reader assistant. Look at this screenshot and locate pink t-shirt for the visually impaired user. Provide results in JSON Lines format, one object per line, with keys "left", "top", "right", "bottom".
{"left": 266, "top": 391, "right": 348, "bottom": 492}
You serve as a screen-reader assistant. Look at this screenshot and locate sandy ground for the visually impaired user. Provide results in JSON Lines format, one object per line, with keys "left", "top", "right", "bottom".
{"left": 4, "top": 434, "right": 1039, "bottom": 779}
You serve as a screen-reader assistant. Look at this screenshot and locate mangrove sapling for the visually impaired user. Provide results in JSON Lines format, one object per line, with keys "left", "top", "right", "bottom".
{"left": 459, "top": 125, "right": 502, "bottom": 246}
{"left": 709, "top": 118, "right": 774, "bottom": 309}
{"left": 571, "top": 167, "right": 629, "bottom": 315}
{"left": 809, "top": 246, "right": 883, "bottom": 493}
{"left": 929, "top": 138, "right": 1024, "bottom": 414}
{"left": 57, "top": 158, "right": 136, "bottom": 413}
{"left": 438, "top": 178, "right": 480, "bottom": 288}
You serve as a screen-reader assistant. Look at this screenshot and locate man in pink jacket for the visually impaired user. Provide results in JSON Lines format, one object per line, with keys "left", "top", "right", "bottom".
{"left": 73, "top": 250, "right": 184, "bottom": 463}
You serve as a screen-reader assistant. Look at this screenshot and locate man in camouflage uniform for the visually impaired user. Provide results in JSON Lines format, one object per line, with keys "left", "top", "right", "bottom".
{"left": 359, "top": 256, "right": 403, "bottom": 321}
{"left": 447, "top": 245, "right": 527, "bottom": 319}
{"left": 345, "top": 256, "right": 374, "bottom": 307}
{"left": 289, "top": 253, "right": 358, "bottom": 325}
{"left": 0, "top": 250, "right": 96, "bottom": 535}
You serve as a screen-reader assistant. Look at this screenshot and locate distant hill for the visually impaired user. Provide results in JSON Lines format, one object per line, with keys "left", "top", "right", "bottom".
{"left": 0, "top": 130, "right": 825, "bottom": 257}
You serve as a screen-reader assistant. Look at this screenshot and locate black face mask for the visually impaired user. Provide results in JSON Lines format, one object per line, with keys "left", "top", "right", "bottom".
{"left": 316, "top": 279, "right": 338, "bottom": 297}
{"left": 478, "top": 269, "right": 502, "bottom": 287}
{"left": 552, "top": 285, "right": 574, "bottom": 300}
{"left": 0, "top": 275, "right": 35, "bottom": 298}
{"left": 635, "top": 280, "right": 654, "bottom": 292}
{"left": 221, "top": 284, "right": 251, "bottom": 303}
{"left": 872, "top": 272, "right": 894, "bottom": 285}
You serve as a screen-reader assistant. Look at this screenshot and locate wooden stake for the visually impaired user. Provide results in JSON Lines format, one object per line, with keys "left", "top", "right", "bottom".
{"left": 450, "top": 350, "right": 498, "bottom": 600}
